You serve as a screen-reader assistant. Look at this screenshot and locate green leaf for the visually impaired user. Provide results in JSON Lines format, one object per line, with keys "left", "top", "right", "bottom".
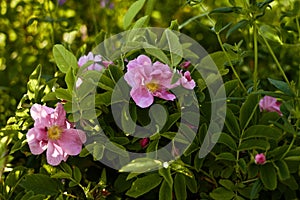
{"left": 126, "top": 173, "right": 162, "bottom": 198}
{"left": 163, "top": 29, "right": 183, "bottom": 67}
{"left": 210, "top": 6, "right": 241, "bottom": 14}
{"left": 73, "top": 166, "right": 82, "bottom": 183}
{"left": 281, "top": 176, "right": 299, "bottom": 190}
{"left": 217, "top": 133, "right": 237, "bottom": 150}
{"left": 185, "top": 176, "right": 197, "bottom": 193}
{"left": 95, "top": 91, "right": 112, "bottom": 106}
{"left": 161, "top": 113, "right": 180, "bottom": 132}
{"left": 145, "top": 47, "right": 171, "bottom": 66}
{"left": 170, "top": 162, "right": 194, "bottom": 178}
{"left": 55, "top": 88, "right": 72, "bottom": 102}
{"left": 159, "top": 180, "right": 172, "bottom": 200}
{"left": 238, "top": 139, "right": 270, "bottom": 151}
{"left": 121, "top": 105, "right": 136, "bottom": 135}
{"left": 250, "top": 179, "right": 263, "bottom": 200}
{"left": 219, "top": 179, "right": 235, "bottom": 190}
{"left": 133, "top": 15, "right": 149, "bottom": 29}
{"left": 114, "top": 174, "right": 135, "bottom": 193}
{"left": 53, "top": 44, "right": 78, "bottom": 73}
{"left": 51, "top": 172, "right": 72, "bottom": 179}
{"left": 239, "top": 93, "right": 258, "bottom": 130}
{"left": 225, "top": 108, "right": 240, "bottom": 138}
{"left": 123, "top": 0, "right": 146, "bottom": 29}
{"left": 268, "top": 78, "right": 294, "bottom": 96}
{"left": 260, "top": 163, "right": 277, "bottom": 190}
{"left": 158, "top": 168, "right": 173, "bottom": 187}
{"left": 259, "top": 25, "right": 283, "bottom": 44}
{"left": 174, "top": 173, "right": 187, "bottom": 200}
{"left": 65, "top": 68, "right": 75, "bottom": 92}
{"left": 119, "top": 158, "right": 162, "bottom": 173}
{"left": 274, "top": 160, "right": 290, "bottom": 181}
{"left": 210, "top": 187, "right": 235, "bottom": 200}
{"left": 60, "top": 162, "right": 72, "bottom": 174}
{"left": 20, "top": 174, "right": 62, "bottom": 196}
{"left": 284, "top": 156, "right": 300, "bottom": 161}
{"left": 226, "top": 19, "right": 249, "bottom": 39}
{"left": 242, "top": 125, "right": 282, "bottom": 140}
{"left": 216, "top": 152, "right": 236, "bottom": 162}
{"left": 5, "top": 166, "right": 27, "bottom": 187}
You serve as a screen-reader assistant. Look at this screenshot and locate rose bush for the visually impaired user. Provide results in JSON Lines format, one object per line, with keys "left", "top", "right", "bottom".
{"left": 1, "top": 0, "right": 300, "bottom": 200}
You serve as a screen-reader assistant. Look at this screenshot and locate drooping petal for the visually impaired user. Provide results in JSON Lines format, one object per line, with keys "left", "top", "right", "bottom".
{"left": 153, "top": 90, "right": 176, "bottom": 101}
{"left": 57, "top": 129, "right": 86, "bottom": 156}
{"left": 131, "top": 87, "right": 154, "bottom": 108}
{"left": 46, "top": 141, "right": 67, "bottom": 166}
{"left": 27, "top": 128, "right": 48, "bottom": 155}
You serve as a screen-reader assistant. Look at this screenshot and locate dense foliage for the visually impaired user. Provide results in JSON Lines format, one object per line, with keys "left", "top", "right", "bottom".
{"left": 1, "top": 0, "right": 300, "bottom": 199}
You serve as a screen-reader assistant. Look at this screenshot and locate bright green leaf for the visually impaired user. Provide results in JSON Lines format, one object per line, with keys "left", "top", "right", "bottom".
{"left": 123, "top": 0, "right": 146, "bottom": 29}
{"left": 126, "top": 173, "right": 162, "bottom": 198}
{"left": 53, "top": 44, "right": 78, "bottom": 73}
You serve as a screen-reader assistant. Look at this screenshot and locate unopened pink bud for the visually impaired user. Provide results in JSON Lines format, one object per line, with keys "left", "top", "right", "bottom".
{"left": 140, "top": 138, "right": 149, "bottom": 148}
{"left": 255, "top": 153, "right": 266, "bottom": 165}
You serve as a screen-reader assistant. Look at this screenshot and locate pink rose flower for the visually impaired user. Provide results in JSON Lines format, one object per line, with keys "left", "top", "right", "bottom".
{"left": 78, "top": 52, "right": 109, "bottom": 71}
{"left": 26, "top": 103, "right": 86, "bottom": 166}
{"left": 255, "top": 153, "right": 266, "bottom": 165}
{"left": 124, "top": 55, "right": 176, "bottom": 108}
{"left": 259, "top": 96, "right": 282, "bottom": 116}
{"left": 139, "top": 138, "right": 150, "bottom": 148}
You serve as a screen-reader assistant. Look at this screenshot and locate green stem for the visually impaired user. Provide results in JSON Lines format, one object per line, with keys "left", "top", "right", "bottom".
{"left": 253, "top": 23, "right": 258, "bottom": 91}
{"left": 280, "top": 133, "right": 296, "bottom": 159}
{"left": 258, "top": 26, "right": 291, "bottom": 89}
{"left": 216, "top": 33, "right": 247, "bottom": 92}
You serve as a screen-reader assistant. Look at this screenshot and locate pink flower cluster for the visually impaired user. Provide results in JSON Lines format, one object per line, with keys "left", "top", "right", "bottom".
{"left": 259, "top": 96, "right": 282, "bottom": 116}
{"left": 124, "top": 55, "right": 195, "bottom": 108}
{"left": 26, "top": 103, "right": 86, "bottom": 166}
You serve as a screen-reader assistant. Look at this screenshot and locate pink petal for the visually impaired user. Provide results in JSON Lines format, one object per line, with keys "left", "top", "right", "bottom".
{"left": 153, "top": 89, "right": 176, "bottom": 101}
{"left": 27, "top": 128, "right": 48, "bottom": 155}
{"left": 57, "top": 129, "right": 86, "bottom": 156}
{"left": 259, "top": 96, "right": 282, "bottom": 116}
{"left": 46, "top": 141, "right": 68, "bottom": 166}
{"left": 180, "top": 72, "right": 196, "bottom": 90}
{"left": 136, "top": 55, "right": 152, "bottom": 66}
{"left": 30, "top": 104, "right": 53, "bottom": 128}
{"left": 52, "top": 103, "right": 66, "bottom": 127}
{"left": 102, "top": 61, "right": 113, "bottom": 68}
{"left": 131, "top": 87, "right": 154, "bottom": 108}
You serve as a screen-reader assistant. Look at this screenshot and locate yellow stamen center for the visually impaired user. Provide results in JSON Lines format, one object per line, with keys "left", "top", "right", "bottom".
{"left": 47, "top": 125, "right": 63, "bottom": 140}
{"left": 146, "top": 82, "right": 159, "bottom": 92}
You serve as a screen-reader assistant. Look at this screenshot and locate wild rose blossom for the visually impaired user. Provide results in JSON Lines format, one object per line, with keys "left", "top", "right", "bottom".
{"left": 26, "top": 103, "right": 86, "bottom": 166}
{"left": 259, "top": 96, "right": 282, "bottom": 116}
{"left": 76, "top": 52, "right": 113, "bottom": 88}
{"left": 255, "top": 153, "right": 266, "bottom": 165}
{"left": 124, "top": 55, "right": 176, "bottom": 108}
{"left": 78, "top": 52, "right": 107, "bottom": 71}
